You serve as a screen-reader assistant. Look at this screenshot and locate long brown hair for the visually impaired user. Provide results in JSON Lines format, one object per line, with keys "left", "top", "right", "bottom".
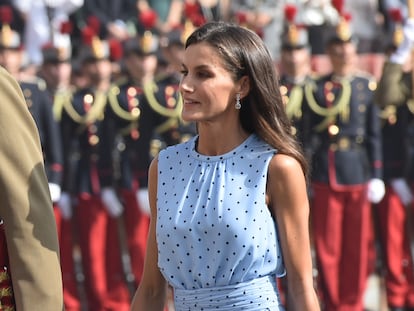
{"left": 185, "top": 22, "right": 308, "bottom": 178}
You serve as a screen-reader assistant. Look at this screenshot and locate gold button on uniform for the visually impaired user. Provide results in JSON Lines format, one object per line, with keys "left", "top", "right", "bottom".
{"left": 131, "top": 107, "right": 140, "bottom": 117}
{"left": 89, "top": 135, "right": 99, "bottom": 145}
{"left": 338, "top": 137, "right": 350, "bottom": 150}
{"left": 127, "top": 87, "right": 137, "bottom": 97}
{"left": 326, "top": 92, "right": 335, "bottom": 102}
{"left": 329, "top": 125, "right": 339, "bottom": 136}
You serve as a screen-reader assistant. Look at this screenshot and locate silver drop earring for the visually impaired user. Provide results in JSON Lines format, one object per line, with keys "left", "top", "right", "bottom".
{"left": 235, "top": 93, "right": 241, "bottom": 110}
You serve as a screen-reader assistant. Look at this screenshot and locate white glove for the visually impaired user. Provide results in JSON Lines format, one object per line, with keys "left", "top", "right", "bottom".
{"left": 136, "top": 188, "right": 150, "bottom": 215}
{"left": 391, "top": 178, "right": 413, "bottom": 206}
{"left": 390, "top": 18, "right": 414, "bottom": 64}
{"left": 101, "top": 187, "right": 123, "bottom": 217}
{"left": 367, "top": 178, "right": 386, "bottom": 204}
{"left": 58, "top": 192, "right": 72, "bottom": 220}
{"left": 48, "top": 182, "right": 61, "bottom": 203}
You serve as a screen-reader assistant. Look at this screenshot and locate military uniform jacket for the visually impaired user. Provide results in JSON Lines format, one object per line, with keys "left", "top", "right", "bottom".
{"left": 304, "top": 73, "right": 383, "bottom": 189}
{"left": 0, "top": 67, "right": 63, "bottom": 310}
{"left": 100, "top": 78, "right": 185, "bottom": 189}
{"left": 379, "top": 103, "right": 412, "bottom": 181}
{"left": 375, "top": 61, "right": 414, "bottom": 181}
{"left": 60, "top": 87, "right": 107, "bottom": 195}
{"left": 280, "top": 74, "right": 315, "bottom": 159}
{"left": 20, "top": 80, "right": 63, "bottom": 186}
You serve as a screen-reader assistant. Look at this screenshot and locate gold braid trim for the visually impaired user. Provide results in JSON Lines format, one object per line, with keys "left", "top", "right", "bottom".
{"left": 143, "top": 82, "right": 182, "bottom": 118}
{"left": 285, "top": 85, "right": 303, "bottom": 119}
{"left": 108, "top": 85, "right": 141, "bottom": 121}
{"left": 0, "top": 287, "right": 12, "bottom": 297}
{"left": 304, "top": 79, "right": 351, "bottom": 132}
{"left": 0, "top": 271, "right": 10, "bottom": 283}
{"left": 53, "top": 89, "right": 73, "bottom": 121}
{"left": 63, "top": 91, "right": 107, "bottom": 124}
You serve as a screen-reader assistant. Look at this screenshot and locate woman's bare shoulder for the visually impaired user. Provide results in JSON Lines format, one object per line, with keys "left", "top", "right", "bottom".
{"left": 268, "top": 153, "right": 303, "bottom": 178}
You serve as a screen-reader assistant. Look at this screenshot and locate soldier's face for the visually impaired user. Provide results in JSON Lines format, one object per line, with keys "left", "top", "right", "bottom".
{"left": 162, "top": 45, "right": 185, "bottom": 72}
{"left": 327, "top": 42, "right": 357, "bottom": 72}
{"left": 83, "top": 59, "right": 111, "bottom": 84}
{"left": 125, "top": 53, "right": 158, "bottom": 81}
{"left": 41, "top": 62, "right": 71, "bottom": 89}
{"left": 0, "top": 49, "right": 21, "bottom": 76}
{"left": 281, "top": 48, "right": 310, "bottom": 78}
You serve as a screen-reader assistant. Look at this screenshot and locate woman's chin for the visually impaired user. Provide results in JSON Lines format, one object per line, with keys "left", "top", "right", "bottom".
{"left": 181, "top": 111, "right": 200, "bottom": 123}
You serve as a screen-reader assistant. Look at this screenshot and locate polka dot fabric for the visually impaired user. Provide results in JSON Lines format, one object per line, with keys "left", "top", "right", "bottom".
{"left": 157, "top": 134, "right": 285, "bottom": 310}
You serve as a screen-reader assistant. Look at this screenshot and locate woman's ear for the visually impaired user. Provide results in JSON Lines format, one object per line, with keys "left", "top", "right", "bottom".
{"left": 238, "top": 75, "right": 250, "bottom": 99}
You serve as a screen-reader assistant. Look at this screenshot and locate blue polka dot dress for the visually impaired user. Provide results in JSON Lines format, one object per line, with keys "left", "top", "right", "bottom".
{"left": 157, "top": 134, "right": 286, "bottom": 310}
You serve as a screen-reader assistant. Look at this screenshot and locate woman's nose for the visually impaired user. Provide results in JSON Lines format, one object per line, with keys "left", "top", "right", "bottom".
{"left": 179, "top": 76, "right": 194, "bottom": 93}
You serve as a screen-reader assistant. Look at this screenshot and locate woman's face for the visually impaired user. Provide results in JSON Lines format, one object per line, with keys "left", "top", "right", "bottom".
{"left": 179, "top": 42, "right": 239, "bottom": 123}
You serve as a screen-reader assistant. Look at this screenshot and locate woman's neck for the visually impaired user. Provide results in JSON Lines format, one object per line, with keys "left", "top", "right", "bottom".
{"left": 196, "top": 123, "right": 250, "bottom": 156}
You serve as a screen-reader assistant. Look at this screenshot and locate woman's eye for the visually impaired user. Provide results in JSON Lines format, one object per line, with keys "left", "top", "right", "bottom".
{"left": 180, "top": 70, "right": 188, "bottom": 76}
{"left": 196, "top": 71, "right": 210, "bottom": 78}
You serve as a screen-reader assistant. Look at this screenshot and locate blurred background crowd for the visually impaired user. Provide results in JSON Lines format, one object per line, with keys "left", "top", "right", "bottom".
{"left": 0, "top": 0, "right": 408, "bottom": 72}
{"left": 1, "top": 0, "right": 414, "bottom": 311}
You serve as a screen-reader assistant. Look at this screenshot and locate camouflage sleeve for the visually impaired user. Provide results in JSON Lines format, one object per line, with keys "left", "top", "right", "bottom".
{"left": 375, "top": 61, "right": 412, "bottom": 108}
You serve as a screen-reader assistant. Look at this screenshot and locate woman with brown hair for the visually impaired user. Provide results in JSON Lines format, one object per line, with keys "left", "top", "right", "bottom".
{"left": 131, "top": 21, "right": 319, "bottom": 310}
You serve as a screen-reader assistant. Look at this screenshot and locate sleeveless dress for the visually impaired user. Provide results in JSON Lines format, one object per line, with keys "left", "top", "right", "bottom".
{"left": 157, "top": 134, "right": 286, "bottom": 310}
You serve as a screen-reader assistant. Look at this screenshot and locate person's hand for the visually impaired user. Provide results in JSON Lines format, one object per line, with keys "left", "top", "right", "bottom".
{"left": 48, "top": 182, "right": 61, "bottom": 203}
{"left": 391, "top": 178, "right": 413, "bottom": 206}
{"left": 367, "top": 178, "right": 385, "bottom": 204}
{"left": 59, "top": 192, "right": 72, "bottom": 220}
{"left": 136, "top": 188, "right": 150, "bottom": 215}
{"left": 390, "top": 18, "right": 414, "bottom": 64}
{"left": 101, "top": 187, "right": 123, "bottom": 217}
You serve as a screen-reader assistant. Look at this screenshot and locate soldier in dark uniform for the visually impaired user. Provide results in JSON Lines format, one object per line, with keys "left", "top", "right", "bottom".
{"left": 38, "top": 34, "right": 82, "bottom": 311}
{"left": 277, "top": 4, "right": 315, "bottom": 303}
{"left": 60, "top": 25, "right": 130, "bottom": 311}
{"left": 100, "top": 28, "right": 191, "bottom": 291}
{"left": 279, "top": 4, "right": 314, "bottom": 161}
{"left": 303, "top": 10, "right": 384, "bottom": 311}
{"left": 375, "top": 14, "right": 414, "bottom": 311}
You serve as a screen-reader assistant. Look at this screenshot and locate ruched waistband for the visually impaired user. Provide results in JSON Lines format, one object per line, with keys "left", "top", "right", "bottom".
{"left": 173, "top": 275, "right": 284, "bottom": 311}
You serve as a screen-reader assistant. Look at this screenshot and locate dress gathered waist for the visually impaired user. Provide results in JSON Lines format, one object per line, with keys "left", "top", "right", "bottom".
{"left": 173, "top": 275, "right": 285, "bottom": 311}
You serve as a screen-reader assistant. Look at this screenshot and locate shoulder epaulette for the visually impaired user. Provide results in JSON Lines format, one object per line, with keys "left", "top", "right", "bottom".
{"left": 19, "top": 76, "right": 47, "bottom": 91}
